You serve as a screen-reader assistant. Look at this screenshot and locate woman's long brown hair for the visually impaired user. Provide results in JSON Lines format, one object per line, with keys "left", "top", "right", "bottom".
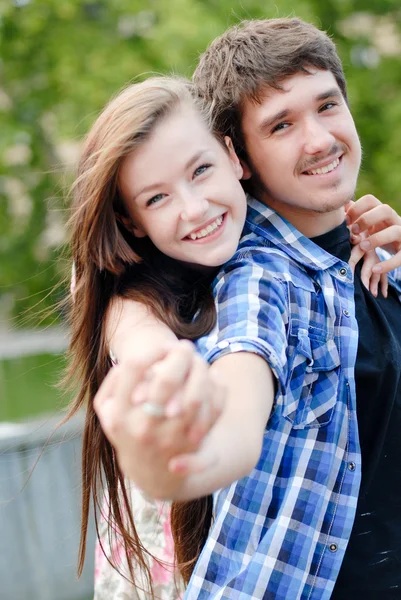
{"left": 64, "top": 77, "right": 219, "bottom": 595}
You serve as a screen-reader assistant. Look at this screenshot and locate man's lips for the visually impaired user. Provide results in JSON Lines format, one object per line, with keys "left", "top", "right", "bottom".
{"left": 302, "top": 154, "right": 343, "bottom": 176}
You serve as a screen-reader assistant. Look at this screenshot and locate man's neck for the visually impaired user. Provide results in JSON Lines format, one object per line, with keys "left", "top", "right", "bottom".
{"left": 259, "top": 197, "right": 346, "bottom": 238}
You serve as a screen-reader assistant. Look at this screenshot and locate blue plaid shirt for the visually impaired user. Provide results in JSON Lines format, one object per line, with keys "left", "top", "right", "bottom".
{"left": 189, "top": 197, "right": 401, "bottom": 600}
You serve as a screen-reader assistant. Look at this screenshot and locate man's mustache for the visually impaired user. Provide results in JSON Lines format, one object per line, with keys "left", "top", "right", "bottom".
{"left": 298, "top": 143, "right": 347, "bottom": 174}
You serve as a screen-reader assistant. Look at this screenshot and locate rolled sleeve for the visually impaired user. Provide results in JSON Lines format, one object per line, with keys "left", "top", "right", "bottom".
{"left": 196, "top": 255, "right": 289, "bottom": 391}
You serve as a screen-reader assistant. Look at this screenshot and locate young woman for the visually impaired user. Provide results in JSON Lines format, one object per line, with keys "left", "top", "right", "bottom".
{"left": 66, "top": 75, "right": 248, "bottom": 599}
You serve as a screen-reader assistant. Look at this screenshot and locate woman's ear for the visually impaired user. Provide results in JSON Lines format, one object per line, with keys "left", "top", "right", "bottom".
{"left": 239, "top": 159, "right": 252, "bottom": 180}
{"left": 116, "top": 212, "right": 147, "bottom": 238}
{"left": 224, "top": 137, "right": 243, "bottom": 180}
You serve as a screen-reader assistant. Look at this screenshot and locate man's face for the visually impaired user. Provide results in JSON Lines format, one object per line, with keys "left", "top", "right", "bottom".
{"left": 240, "top": 69, "right": 362, "bottom": 237}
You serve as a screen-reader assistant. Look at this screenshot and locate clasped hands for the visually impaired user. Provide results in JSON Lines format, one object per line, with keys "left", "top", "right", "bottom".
{"left": 94, "top": 340, "right": 225, "bottom": 499}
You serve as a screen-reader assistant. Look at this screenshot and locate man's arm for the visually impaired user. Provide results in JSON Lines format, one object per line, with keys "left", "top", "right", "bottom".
{"left": 95, "top": 256, "right": 287, "bottom": 500}
{"left": 94, "top": 348, "right": 275, "bottom": 500}
{"left": 169, "top": 351, "right": 275, "bottom": 499}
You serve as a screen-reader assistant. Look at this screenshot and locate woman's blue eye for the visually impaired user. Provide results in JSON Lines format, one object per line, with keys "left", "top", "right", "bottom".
{"left": 193, "top": 164, "right": 211, "bottom": 178}
{"left": 146, "top": 194, "right": 165, "bottom": 207}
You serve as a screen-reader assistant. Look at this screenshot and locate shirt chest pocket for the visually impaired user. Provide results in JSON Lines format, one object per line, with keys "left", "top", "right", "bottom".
{"left": 283, "top": 332, "right": 341, "bottom": 429}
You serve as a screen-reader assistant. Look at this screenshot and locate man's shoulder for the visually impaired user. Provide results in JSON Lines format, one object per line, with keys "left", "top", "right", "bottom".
{"left": 215, "top": 239, "right": 316, "bottom": 294}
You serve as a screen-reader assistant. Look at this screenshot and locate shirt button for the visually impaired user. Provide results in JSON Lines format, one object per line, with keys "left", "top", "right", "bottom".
{"left": 348, "top": 461, "right": 356, "bottom": 471}
{"left": 343, "top": 309, "right": 350, "bottom": 317}
{"left": 219, "top": 341, "right": 229, "bottom": 349}
{"left": 339, "top": 267, "right": 347, "bottom": 277}
{"left": 329, "top": 543, "right": 338, "bottom": 552}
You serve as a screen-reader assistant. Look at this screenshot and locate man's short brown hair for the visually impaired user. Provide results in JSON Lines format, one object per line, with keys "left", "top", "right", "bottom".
{"left": 193, "top": 18, "right": 347, "bottom": 159}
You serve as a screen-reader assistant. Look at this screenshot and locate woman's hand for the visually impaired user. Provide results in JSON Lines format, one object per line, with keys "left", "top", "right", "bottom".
{"left": 93, "top": 340, "right": 225, "bottom": 498}
{"left": 347, "top": 195, "right": 401, "bottom": 297}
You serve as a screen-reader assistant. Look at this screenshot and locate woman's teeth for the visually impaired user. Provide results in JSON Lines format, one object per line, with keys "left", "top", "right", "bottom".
{"left": 307, "top": 157, "right": 340, "bottom": 175}
{"left": 188, "top": 215, "right": 224, "bottom": 240}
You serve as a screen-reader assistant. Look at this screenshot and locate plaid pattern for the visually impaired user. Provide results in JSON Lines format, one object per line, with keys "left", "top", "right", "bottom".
{"left": 189, "top": 197, "right": 401, "bottom": 600}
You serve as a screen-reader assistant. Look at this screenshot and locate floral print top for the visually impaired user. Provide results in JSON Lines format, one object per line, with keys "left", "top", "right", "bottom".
{"left": 94, "top": 482, "right": 183, "bottom": 600}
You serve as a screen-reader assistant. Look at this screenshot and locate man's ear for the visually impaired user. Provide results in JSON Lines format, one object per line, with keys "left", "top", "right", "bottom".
{"left": 116, "top": 213, "right": 147, "bottom": 238}
{"left": 224, "top": 137, "right": 243, "bottom": 180}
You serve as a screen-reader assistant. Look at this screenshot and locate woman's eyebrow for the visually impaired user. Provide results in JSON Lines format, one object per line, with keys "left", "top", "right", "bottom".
{"left": 134, "top": 149, "right": 209, "bottom": 198}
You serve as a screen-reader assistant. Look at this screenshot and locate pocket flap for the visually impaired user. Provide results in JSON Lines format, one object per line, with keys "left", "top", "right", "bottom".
{"left": 306, "top": 337, "right": 340, "bottom": 372}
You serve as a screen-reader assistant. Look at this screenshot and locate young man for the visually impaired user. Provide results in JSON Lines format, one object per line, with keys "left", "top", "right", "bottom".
{"left": 95, "top": 18, "right": 401, "bottom": 600}
{"left": 184, "top": 18, "right": 401, "bottom": 599}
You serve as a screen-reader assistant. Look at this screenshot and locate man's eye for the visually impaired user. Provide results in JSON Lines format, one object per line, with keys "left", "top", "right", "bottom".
{"left": 193, "top": 164, "right": 211, "bottom": 178}
{"left": 271, "top": 122, "right": 289, "bottom": 133}
{"left": 146, "top": 193, "right": 165, "bottom": 207}
{"left": 319, "top": 102, "right": 336, "bottom": 112}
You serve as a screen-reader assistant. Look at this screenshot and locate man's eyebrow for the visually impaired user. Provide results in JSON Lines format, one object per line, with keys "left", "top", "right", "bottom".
{"left": 257, "top": 88, "right": 343, "bottom": 134}
{"left": 258, "top": 109, "right": 290, "bottom": 134}
{"left": 316, "top": 88, "right": 342, "bottom": 102}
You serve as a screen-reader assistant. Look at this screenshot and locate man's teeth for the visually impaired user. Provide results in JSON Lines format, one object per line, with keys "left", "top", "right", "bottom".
{"left": 189, "top": 216, "right": 223, "bottom": 240}
{"left": 307, "top": 157, "right": 340, "bottom": 175}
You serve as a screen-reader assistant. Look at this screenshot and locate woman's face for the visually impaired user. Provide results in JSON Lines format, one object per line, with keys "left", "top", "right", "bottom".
{"left": 118, "top": 106, "right": 247, "bottom": 269}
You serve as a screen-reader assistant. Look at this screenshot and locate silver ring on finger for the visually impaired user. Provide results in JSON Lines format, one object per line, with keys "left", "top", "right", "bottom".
{"left": 141, "top": 401, "right": 165, "bottom": 418}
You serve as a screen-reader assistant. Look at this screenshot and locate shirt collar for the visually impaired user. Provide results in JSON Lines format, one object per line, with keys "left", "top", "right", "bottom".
{"left": 244, "top": 195, "right": 343, "bottom": 272}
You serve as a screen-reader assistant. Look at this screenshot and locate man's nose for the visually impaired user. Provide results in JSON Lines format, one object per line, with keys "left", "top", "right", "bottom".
{"left": 179, "top": 187, "right": 209, "bottom": 222}
{"left": 302, "top": 117, "right": 336, "bottom": 155}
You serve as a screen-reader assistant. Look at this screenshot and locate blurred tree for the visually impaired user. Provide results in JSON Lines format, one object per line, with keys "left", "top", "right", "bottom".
{"left": 0, "top": 0, "right": 400, "bottom": 326}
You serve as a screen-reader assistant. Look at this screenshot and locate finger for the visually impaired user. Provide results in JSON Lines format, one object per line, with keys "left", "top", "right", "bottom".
{"left": 168, "top": 450, "right": 217, "bottom": 476}
{"left": 361, "top": 250, "right": 381, "bottom": 296}
{"left": 380, "top": 273, "right": 389, "bottom": 299}
{"left": 145, "top": 340, "right": 195, "bottom": 410}
{"left": 369, "top": 272, "right": 381, "bottom": 297}
{"left": 360, "top": 250, "right": 378, "bottom": 295}
{"left": 94, "top": 366, "right": 142, "bottom": 444}
{"left": 180, "top": 353, "right": 210, "bottom": 416}
{"left": 348, "top": 244, "right": 364, "bottom": 274}
{"left": 360, "top": 226, "right": 401, "bottom": 255}
{"left": 188, "top": 369, "right": 226, "bottom": 442}
{"left": 112, "top": 359, "right": 154, "bottom": 412}
{"left": 346, "top": 194, "right": 381, "bottom": 226}
{"left": 97, "top": 357, "right": 160, "bottom": 427}
{"left": 344, "top": 200, "right": 355, "bottom": 226}
{"left": 96, "top": 397, "right": 122, "bottom": 443}
{"left": 180, "top": 354, "right": 219, "bottom": 444}
{"left": 351, "top": 204, "right": 398, "bottom": 237}
{"left": 372, "top": 252, "right": 401, "bottom": 275}
{"left": 93, "top": 365, "right": 122, "bottom": 412}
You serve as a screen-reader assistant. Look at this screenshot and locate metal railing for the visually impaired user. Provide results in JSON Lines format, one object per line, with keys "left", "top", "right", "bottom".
{"left": 0, "top": 412, "right": 95, "bottom": 600}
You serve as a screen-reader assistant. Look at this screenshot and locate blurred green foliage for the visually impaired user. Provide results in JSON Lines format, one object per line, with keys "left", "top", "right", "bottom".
{"left": 1, "top": 0, "right": 400, "bottom": 324}
{"left": 0, "top": 353, "right": 66, "bottom": 420}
